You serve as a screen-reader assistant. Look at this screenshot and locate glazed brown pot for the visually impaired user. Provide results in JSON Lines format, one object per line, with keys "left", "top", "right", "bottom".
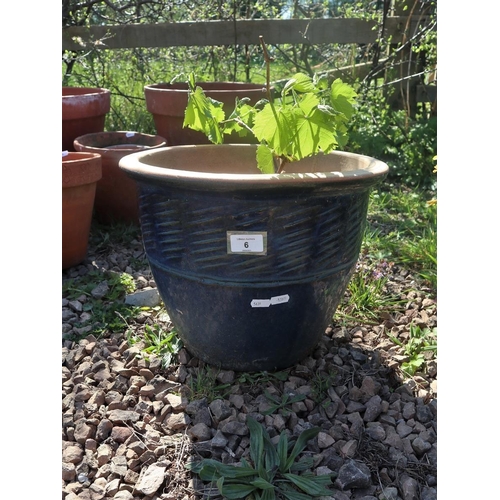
{"left": 144, "top": 82, "right": 267, "bottom": 146}
{"left": 62, "top": 152, "right": 102, "bottom": 269}
{"left": 73, "top": 131, "right": 167, "bottom": 225}
{"left": 62, "top": 87, "right": 111, "bottom": 152}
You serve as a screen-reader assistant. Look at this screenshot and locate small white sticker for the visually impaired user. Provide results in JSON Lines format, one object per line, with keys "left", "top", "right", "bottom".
{"left": 251, "top": 295, "right": 290, "bottom": 308}
{"left": 227, "top": 231, "right": 267, "bottom": 255}
{"left": 251, "top": 299, "right": 271, "bottom": 308}
{"left": 126, "top": 132, "right": 135, "bottom": 138}
{"left": 62, "top": 150, "right": 69, "bottom": 157}
{"left": 271, "top": 294, "right": 290, "bottom": 305}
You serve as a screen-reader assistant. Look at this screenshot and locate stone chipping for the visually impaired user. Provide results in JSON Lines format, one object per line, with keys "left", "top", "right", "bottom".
{"left": 62, "top": 226, "right": 437, "bottom": 500}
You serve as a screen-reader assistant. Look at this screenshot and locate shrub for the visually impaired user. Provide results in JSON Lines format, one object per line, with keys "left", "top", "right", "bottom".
{"left": 348, "top": 87, "right": 437, "bottom": 189}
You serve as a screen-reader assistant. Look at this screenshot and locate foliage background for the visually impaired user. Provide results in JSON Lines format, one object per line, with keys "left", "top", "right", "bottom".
{"left": 62, "top": 0, "right": 437, "bottom": 189}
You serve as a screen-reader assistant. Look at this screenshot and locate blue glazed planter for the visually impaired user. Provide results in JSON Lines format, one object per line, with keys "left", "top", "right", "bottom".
{"left": 119, "top": 144, "right": 388, "bottom": 371}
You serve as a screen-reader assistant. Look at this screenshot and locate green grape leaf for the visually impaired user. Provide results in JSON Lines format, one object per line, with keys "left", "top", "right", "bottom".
{"left": 290, "top": 97, "right": 339, "bottom": 158}
{"left": 282, "top": 73, "right": 317, "bottom": 96}
{"left": 330, "top": 78, "right": 357, "bottom": 120}
{"left": 256, "top": 144, "right": 276, "bottom": 174}
{"left": 313, "top": 74, "right": 330, "bottom": 90}
{"left": 183, "top": 86, "right": 225, "bottom": 144}
{"left": 224, "top": 100, "right": 256, "bottom": 137}
{"left": 253, "top": 103, "right": 293, "bottom": 156}
{"left": 183, "top": 72, "right": 357, "bottom": 169}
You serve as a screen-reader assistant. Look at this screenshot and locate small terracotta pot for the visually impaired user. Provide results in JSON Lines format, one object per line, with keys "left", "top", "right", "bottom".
{"left": 62, "top": 87, "right": 111, "bottom": 152}
{"left": 73, "top": 131, "right": 167, "bottom": 225}
{"left": 62, "top": 152, "right": 102, "bottom": 269}
{"left": 144, "top": 82, "right": 267, "bottom": 146}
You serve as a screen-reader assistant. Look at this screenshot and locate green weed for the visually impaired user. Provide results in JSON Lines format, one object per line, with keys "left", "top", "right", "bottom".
{"left": 310, "top": 369, "right": 337, "bottom": 405}
{"left": 336, "top": 264, "right": 403, "bottom": 325}
{"left": 187, "top": 416, "right": 335, "bottom": 499}
{"left": 89, "top": 219, "right": 142, "bottom": 250}
{"left": 128, "top": 324, "right": 183, "bottom": 369}
{"left": 63, "top": 270, "right": 140, "bottom": 338}
{"left": 64, "top": 271, "right": 136, "bottom": 301}
{"left": 237, "top": 370, "right": 290, "bottom": 389}
{"left": 388, "top": 323, "right": 437, "bottom": 377}
{"left": 186, "top": 365, "right": 232, "bottom": 403}
{"left": 262, "top": 390, "right": 306, "bottom": 416}
{"left": 363, "top": 187, "right": 437, "bottom": 290}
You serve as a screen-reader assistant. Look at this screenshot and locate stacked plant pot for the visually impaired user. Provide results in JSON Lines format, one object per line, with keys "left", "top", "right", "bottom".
{"left": 62, "top": 152, "right": 102, "bottom": 269}
{"left": 62, "top": 87, "right": 111, "bottom": 152}
{"left": 144, "top": 82, "right": 266, "bottom": 145}
{"left": 73, "top": 131, "right": 167, "bottom": 225}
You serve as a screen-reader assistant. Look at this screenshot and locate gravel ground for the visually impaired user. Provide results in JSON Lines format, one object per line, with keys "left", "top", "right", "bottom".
{"left": 62, "top": 221, "right": 437, "bottom": 500}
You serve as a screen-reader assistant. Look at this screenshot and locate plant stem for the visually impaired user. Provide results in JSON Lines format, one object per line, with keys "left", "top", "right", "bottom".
{"left": 221, "top": 116, "right": 254, "bottom": 135}
{"left": 259, "top": 36, "right": 273, "bottom": 103}
{"left": 259, "top": 36, "right": 288, "bottom": 174}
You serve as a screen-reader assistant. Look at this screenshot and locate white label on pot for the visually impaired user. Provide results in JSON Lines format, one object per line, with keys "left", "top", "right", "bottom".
{"left": 126, "top": 132, "right": 135, "bottom": 138}
{"left": 227, "top": 231, "right": 267, "bottom": 255}
{"left": 271, "top": 294, "right": 290, "bottom": 305}
{"left": 251, "top": 299, "right": 271, "bottom": 308}
{"left": 251, "top": 295, "right": 290, "bottom": 308}
{"left": 62, "top": 150, "right": 69, "bottom": 157}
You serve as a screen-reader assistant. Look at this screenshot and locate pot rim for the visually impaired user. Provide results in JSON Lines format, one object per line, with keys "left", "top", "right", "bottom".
{"left": 62, "top": 87, "right": 111, "bottom": 120}
{"left": 63, "top": 152, "right": 102, "bottom": 187}
{"left": 144, "top": 82, "right": 266, "bottom": 93}
{"left": 73, "top": 131, "right": 167, "bottom": 152}
{"left": 62, "top": 151, "right": 102, "bottom": 161}
{"left": 119, "top": 144, "right": 389, "bottom": 191}
{"left": 62, "top": 87, "right": 111, "bottom": 98}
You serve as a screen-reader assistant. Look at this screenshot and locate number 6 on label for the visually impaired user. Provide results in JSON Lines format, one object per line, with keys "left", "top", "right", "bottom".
{"left": 227, "top": 231, "right": 267, "bottom": 255}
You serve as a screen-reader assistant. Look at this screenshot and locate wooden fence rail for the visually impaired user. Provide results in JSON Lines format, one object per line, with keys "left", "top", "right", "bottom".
{"left": 62, "top": 17, "right": 418, "bottom": 51}
{"left": 63, "top": 16, "right": 435, "bottom": 106}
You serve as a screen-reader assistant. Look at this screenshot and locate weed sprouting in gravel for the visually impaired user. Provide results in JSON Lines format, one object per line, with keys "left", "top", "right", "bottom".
{"left": 237, "top": 370, "right": 290, "bottom": 394}
{"left": 336, "top": 262, "right": 404, "bottom": 325}
{"left": 187, "top": 416, "right": 335, "bottom": 499}
{"left": 262, "top": 390, "right": 306, "bottom": 416}
{"left": 387, "top": 322, "right": 437, "bottom": 378}
{"left": 363, "top": 186, "right": 437, "bottom": 290}
{"left": 63, "top": 269, "right": 141, "bottom": 338}
{"left": 186, "top": 364, "right": 233, "bottom": 403}
{"left": 127, "top": 323, "right": 183, "bottom": 369}
{"left": 89, "top": 220, "right": 142, "bottom": 250}
{"left": 310, "top": 369, "right": 337, "bottom": 405}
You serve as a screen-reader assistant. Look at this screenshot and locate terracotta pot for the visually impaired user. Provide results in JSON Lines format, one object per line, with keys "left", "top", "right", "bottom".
{"left": 62, "top": 87, "right": 111, "bottom": 152}
{"left": 144, "top": 82, "right": 267, "bottom": 146}
{"left": 73, "top": 131, "right": 167, "bottom": 225}
{"left": 62, "top": 152, "right": 102, "bottom": 269}
{"left": 119, "top": 144, "right": 389, "bottom": 371}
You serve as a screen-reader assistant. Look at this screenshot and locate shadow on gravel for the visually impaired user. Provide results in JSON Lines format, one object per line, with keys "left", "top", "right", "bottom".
{"left": 62, "top": 221, "right": 437, "bottom": 500}
{"left": 183, "top": 325, "right": 437, "bottom": 500}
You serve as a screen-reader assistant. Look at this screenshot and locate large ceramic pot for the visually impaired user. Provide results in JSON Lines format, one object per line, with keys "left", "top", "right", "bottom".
{"left": 73, "top": 131, "right": 167, "bottom": 225}
{"left": 62, "top": 87, "right": 111, "bottom": 152}
{"left": 144, "top": 82, "right": 266, "bottom": 146}
{"left": 62, "top": 152, "right": 102, "bottom": 269}
{"left": 119, "top": 144, "right": 388, "bottom": 371}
